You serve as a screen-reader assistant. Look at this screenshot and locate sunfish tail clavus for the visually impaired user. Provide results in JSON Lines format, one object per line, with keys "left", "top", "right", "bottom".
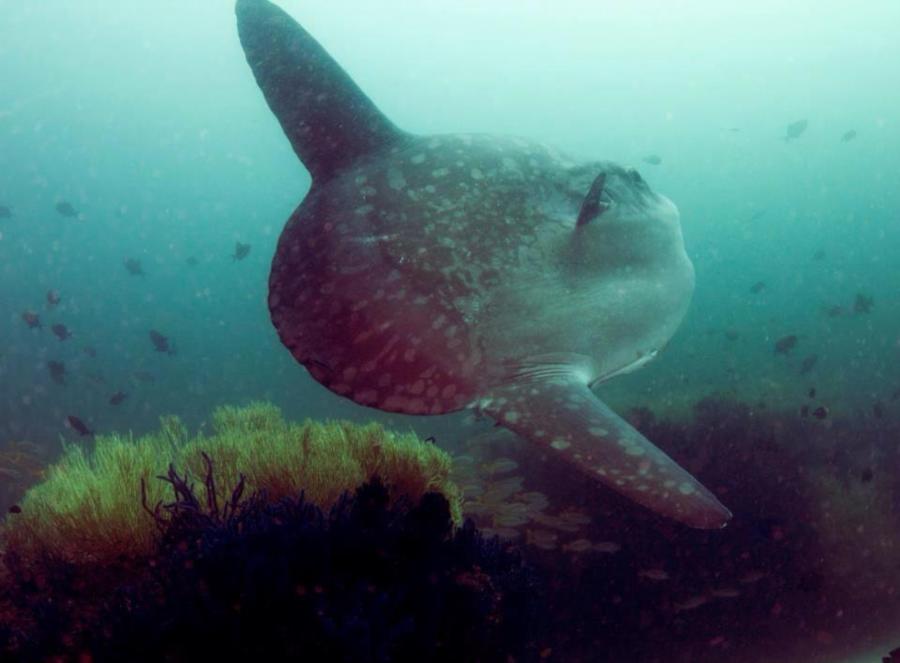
{"left": 235, "top": 0, "right": 731, "bottom": 529}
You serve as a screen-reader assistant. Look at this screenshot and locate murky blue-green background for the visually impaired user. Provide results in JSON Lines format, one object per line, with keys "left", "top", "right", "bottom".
{"left": 1, "top": 3, "right": 899, "bottom": 659}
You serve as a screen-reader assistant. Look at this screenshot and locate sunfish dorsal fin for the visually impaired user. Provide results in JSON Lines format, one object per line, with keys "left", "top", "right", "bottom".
{"left": 480, "top": 377, "right": 731, "bottom": 529}
{"left": 236, "top": 0, "right": 407, "bottom": 181}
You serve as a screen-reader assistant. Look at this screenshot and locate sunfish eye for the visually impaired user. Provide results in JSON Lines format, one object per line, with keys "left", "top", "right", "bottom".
{"left": 576, "top": 172, "right": 609, "bottom": 227}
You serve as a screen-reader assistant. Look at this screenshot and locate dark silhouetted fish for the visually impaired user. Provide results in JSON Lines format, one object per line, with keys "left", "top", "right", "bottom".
{"left": 812, "top": 249, "right": 826, "bottom": 261}
{"left": 83, "top": 346, "right": 97, "bottom": 358}
{"left": 808, "top": 387, "right": 816, "bottom": 399}
{"left": 853, "top": 293, "right": 873, "bottom": 314}
{"left": 47, "top": 360, "right": 66, "bottom": 385}
{"left": 51, "top": 323, "right": 72, "bottom": 341}
{"left": 21, "top": 310, "right": 41, "bottom": 329}
{"left": 109, "top": 391, "right": 128, "bottom": 406}
{"left": 124, "top": 258, "right": 144, "bottom": 276}
{"left": 799, "top": 355, "right": 818, "bottom": 375}
{"left": 748, "top": 209, "right": 767, "bottom": 222}
{"left": 46, "top": 289, "right": 61, "bottom": 308}
{"left": 800, "top": 405, "right": 809, "bottom": 418}
{"left": 55, "top": 201, "right": 78, "bottom": 217}
{"left": 186, "top": 256, "right": 199, "bottom": 267}
{"left": 784, "top": 119, "right": 808, "bottom": 141}
{"left": 823, "top": 305, "right": 844, "bottom": 318}
{"left": 641, "top": 154, "right": 662, "bottom": 166}
{"left": 8, "top": 504, "right": 21, "bottom": 514}
{"left": 774, "top": 335, "right": 798, "bottom": 354}
{"left": 66, "top": 415, "right": 93, "bottom": 436}
{"left": 873, "top": 402, "right": 884, "bottom": 419}
{"left": 724, "top": 328, "right": 739, "bottom": 341}
{"left": 812, "top": 406, "right": 828, "bottom": 420}
{"left": 840, "top": 130, "right": 857, "bottom": 143}
{"left": 0, "top": 205, "right": 12, "bottom": 218}
{"left": 232, "top": 242, "right": 251, "bottom": 261}
{"left": 149, "top": 329, "right": 176, "bottom": 355}
{"left": 749, "top": 281, "right": 766, "bottom": 294}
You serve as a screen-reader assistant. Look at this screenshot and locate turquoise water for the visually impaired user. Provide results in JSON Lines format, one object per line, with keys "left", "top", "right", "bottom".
{"left": 2, "top": 2, "right": 900, "bottom": 661}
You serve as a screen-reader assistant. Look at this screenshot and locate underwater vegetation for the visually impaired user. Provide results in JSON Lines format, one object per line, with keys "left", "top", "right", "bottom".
{"left": 0, "top": 403, "right": 539, "bottom": 661}
{"left": 2, "top": 401, "right": 459, "bottom": 568}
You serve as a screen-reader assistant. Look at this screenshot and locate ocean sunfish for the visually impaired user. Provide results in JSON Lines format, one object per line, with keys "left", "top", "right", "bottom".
{"left": 235, "top": 0, "right": 731, "bottom": 529}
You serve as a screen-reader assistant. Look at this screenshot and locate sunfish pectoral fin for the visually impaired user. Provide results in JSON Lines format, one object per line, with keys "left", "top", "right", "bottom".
{"left": 479, "top": 379, "right": 732, "bottom": 529}
{"left": 235, "top": 0, "right": 407, "bottom": 181}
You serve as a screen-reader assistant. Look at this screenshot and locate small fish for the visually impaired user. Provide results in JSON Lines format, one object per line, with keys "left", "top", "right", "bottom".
{"left": 186, "top": 256, "right": 199, "bottom": 267}
{"left": 784, "top": 119, "right": 808, "bottom": 141}
{"left": 749, "top": 281, "right": 766, "bottom": 294}
{"left": 861, "top": 467, "right": 874, "bottom": 483}
{"left": 774, "top": 335, "right": 798, "bottom": 355}
{"left": 8, "top": 504, "right": 22, "bottom": 514}
{"left": 823, "top": 304, "right": 844, "bottom": 318}
{"left": 66, "top": 415, "right": 93, "bottom": 436}
{"left": 799, "top": 355, "right": 818, "bottom": 375}
{"left": 82, "top": 346, "right": 97, "bottom": 358}
{"left": 674, "top": 595, "right": 709, "bottom": 612}
{"left": 724, "top": 328, "right": 740, "bottom": 341}
{"left": 873, "top": 402, "right": 884, "bottom": 419}
{"left": 808, "top": 387, "right": 816, "bottom": 399}
{"left": 124, "top": 258, "right": 144, "bottom": 276}
{"left": 840, "top": 130, "right": 857, "bottom": 142}
{"left": 812, "top": 249, "right": 826, "bottom": 261}
{"left": 47, "top": 360, "right": 66, "bottom": 385}
{"left": 738, "top": 571, "right": 767, "bottom": 584}
{"left": 232, "top": 242, "right": 251, "bottom": 261}
{"left": 641, "top": 154, "right": 662, "bottom": 166}
{"left": 21, "top": 310, "right": 42, "bottom": 329}
{"left": 812, "top": 406, "right": 829, "bottom": 420}
{"left": 46, "top": 289, "right": 61, "bottom": 308}
{"left": 55, "top": 201, "right": 78, "bottom": 217}
{"left": 710, "top": 587, "right": 741, "bottom": 599}
{"left": 51, "top": 323, "right": 72, "bottom": 341}
{"left": 853, "top": 293, "right": 873, "bottom": 314}
{"left": 0, "top": 205, "right": 12, "bottom": 218}
{"left": 591, "top": 541, "right": 621, "bottom": 554}
{"left": 149, "top": 329, "right": 176, "bottom": 355}
{"left": 800, "top": 405, "right": 809, "bottom": 418}
{"left": 748, "top": 209, "right": 767, "bottom": 222}
{"left": 109, "top": 391, "right": 128, "bottom": 406}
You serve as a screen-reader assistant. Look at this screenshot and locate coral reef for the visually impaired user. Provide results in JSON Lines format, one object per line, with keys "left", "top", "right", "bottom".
{"left": 2, "top": 402, "right": 460, "bottom": 569}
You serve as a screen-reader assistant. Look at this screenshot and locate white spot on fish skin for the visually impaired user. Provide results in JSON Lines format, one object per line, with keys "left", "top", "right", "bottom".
{"left": 411, "top": 153, "right": 426, "bottom": 164}
{"left": 550, "top": 438, "right": 571, "bottom": 451}
{"left": 409, "top": 380, "right": 425, "bottom": 395}
{"left": 470, "top": 168, "right": 484, "bottom": 180}
{"left": 441, "top": 384, "right": 457, "bottom": 399}
{"left": 431, "top": 167, "right": 450, "bottom": 178}
{"left": 504, "top": 411, "right": 520, "bottom": 423}
{"left": 354, "top": 389, "right": 378, "bottom": 404}
{"left": 387, "top": 167, "right": 407, "bottom": 190}
{"left": 354, "top": 205, "right": 373, "bottom": 215}
{"left": 625, "top": 445, "right": 646, "bottom": 457}
{"left": 678, "top": 481, "right": 696, "bottom": 495}
{"left": 355, "top": 175, "right": 368, "bottom": 185}
{"left": 588, "top": 426, "right": 609, "bottom": 437}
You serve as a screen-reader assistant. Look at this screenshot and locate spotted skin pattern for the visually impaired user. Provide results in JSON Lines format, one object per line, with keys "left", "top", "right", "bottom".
{"left": 238, "top": 0, "right": 731, "bottom": 528}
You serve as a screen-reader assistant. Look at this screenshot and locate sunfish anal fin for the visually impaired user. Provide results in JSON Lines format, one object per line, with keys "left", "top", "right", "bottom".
{"left": 479, "top": 378, "right": 731, "bottom": 529}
